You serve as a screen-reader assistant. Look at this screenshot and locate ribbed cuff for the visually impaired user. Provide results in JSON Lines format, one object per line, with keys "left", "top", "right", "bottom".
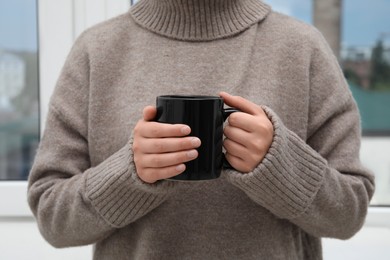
{"left": 225, "top": 106, "right": 326, "bottom": 219}
{"left": 85, "top": 139, "right": 176, "bottom": 228}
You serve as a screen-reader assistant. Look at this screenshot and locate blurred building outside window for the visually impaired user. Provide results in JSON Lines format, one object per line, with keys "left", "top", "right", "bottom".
{"left": 0, "top": 0, "right": 40, "bottom": 181}
{"left": 341, "top": 0, "right": 390, "bottom": 135}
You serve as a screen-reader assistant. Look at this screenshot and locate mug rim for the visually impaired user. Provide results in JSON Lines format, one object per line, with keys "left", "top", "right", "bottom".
{"left": 157, "top": 95, "right": 221, "bottom": 100}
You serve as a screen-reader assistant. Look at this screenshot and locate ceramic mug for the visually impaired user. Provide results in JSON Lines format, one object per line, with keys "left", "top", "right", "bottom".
{"left": 156, "top": 95, "right": 239, "bottom": 181}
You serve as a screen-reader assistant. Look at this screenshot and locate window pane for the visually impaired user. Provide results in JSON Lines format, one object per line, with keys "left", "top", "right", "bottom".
{"left": 0, "top": 0, "right": 39, "bottom": 180}
{"left": 341, "top": 0, "right": 390, "bottom": 135}
{"left": 342, "top": 0, "right": 390, "bottom": 206}
{"left": 265, "top": 0, "right": 312, "bottom": 24}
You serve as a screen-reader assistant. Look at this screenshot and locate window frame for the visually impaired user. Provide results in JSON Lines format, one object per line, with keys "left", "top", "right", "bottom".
{"left": 0, "top": 0, "right": 389, "bottom": 231}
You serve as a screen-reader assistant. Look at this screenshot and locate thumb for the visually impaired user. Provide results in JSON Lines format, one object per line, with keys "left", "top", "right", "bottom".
{"left": 143, "top": 106, "right": 157, "bottom": 121}
{"left": 219, "top": 92, "right": 261, "bottom": 116}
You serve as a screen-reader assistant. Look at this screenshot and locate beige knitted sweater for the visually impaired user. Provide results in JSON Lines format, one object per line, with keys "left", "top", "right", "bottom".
{"left": 28, "top": 0, "right": 375, "bottom": 259}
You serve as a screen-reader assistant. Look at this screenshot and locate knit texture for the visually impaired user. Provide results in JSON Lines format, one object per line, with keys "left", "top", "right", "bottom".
{"left": 28, "top": 0, "right": 375, "bottom": 259}
{"left": 131, "top": 0, "right": 271, "bottom": 41}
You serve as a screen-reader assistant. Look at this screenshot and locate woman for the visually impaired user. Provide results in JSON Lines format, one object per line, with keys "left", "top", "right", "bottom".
{"left": 28, "top": 0, "right": 374, "bottom": 259}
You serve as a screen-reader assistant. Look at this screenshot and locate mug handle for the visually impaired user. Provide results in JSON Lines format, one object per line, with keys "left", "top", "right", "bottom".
{"left": 222, "top": 107, "right": 240, "bottom": 169}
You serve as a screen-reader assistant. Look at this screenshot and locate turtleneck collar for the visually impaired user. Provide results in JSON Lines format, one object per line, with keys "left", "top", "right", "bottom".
{"left": 130, "top": 0, "right": 271, "bottom": 41}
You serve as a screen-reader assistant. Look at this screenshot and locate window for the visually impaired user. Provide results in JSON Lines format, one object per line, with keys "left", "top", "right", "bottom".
{"left": 342, "top": 0, "right": 390, "bottom": 206}
{"left": 0, "top": 0, "right": 130, "bottom": 218}
{"left": 0, "top": 0, "right": 39, "bottom": 181}
{"left": 342, "top": 0, "right": 390, "bottom": 135}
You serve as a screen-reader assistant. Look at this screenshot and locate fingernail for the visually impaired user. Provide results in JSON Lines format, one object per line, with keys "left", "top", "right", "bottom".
{"left": 191, "top": 138, "right": 201, "bottom": 147}
{"left": 187, "top": 150, "right": 198, "bottom": 159}
{"left": 181, "top": 126, "right": 191, "bottom": 135}
{"left": 176, "top": 164, "right": 185, "bottom": 172}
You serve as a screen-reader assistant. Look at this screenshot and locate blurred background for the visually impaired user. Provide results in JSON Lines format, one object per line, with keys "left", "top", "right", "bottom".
{"left": 0, "top": 0, "right": 389, "bottom": 259}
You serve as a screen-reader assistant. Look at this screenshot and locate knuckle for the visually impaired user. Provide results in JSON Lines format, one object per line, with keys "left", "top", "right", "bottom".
{"left": 224, "top": 126, "right": 231, "bottom": 137}
{"left": 259, "top": 120, "right": 273, "bottom": 135}
{"left": 135, "top": 156, "right": 147, "bottom": 169}
{"left": 249, "top": 138, "right": 262, "bottom": 151}
{"left": 228, "top": 113, "right": 238, "bottom": 125}
{"left": 225, "top": 153, "right": 232, "bottom": 162}
{"left": 133, "top": 124, "right": 140, "bottom": 135}
{"left": 223, "top": 139, "right": 229, "bottom": 149}
{"left": 133, "top": 154, "right": 140, "bottom": 165}
{"left": 249, "top": 153, "right": 259, "bottom": 165}
{"left": 255, "top": 106, "right": 264, "bottom": 115}
{"left": 134, "top": 120, "right": 145, "bottom": 133}
{"left": 266, "top": 122, "right": 274, "bottom": 136}
{"left": 255, "top": 139, "right": 263, "bottom": 150}
{"left": 226, "top": 144, "right": 236, "bottom": 155}
{"left": 132, "top": 141, "right": 141, "bottom": 153}
{"left": 254, "top": 120, "right": 263, "bottom": 130}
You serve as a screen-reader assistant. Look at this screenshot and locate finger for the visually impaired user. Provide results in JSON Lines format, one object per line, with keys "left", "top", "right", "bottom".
{"left": 227, "top": 112, "right": 259, "bottom": 132}
{"left": 143, "top": 106, "right": 157, "bottom": 121}
{"left": 138, "top": 121, "right": 191, "bottom": 138}
{"left": 219, "top": 92, "right": 263, "bottom": 116}
{"left": 223, "top": 138, "right": 246, "bottom": 160}
{"left": 140, "top": 164, "right": 186, "bottom": 183}
{"left": 141, "top": 149, "right": 199, "bottom": 168}
{"left": 224, "top": 125, "right": 252, "bottom": 148}
{"left": 140, "top": 137, "right": 201, "bottom": 153}
{"left": 225, "top": 153, "right": 252, "bottom": 173}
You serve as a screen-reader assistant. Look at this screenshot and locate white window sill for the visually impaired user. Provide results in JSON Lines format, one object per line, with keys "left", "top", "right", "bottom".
{"left": 0, "top": 181, "right": 31, "bottom": 217}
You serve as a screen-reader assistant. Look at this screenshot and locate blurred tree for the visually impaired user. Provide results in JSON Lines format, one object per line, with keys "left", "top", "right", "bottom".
{"left": 371, "top": 40, "right": 390, "bottom": 91}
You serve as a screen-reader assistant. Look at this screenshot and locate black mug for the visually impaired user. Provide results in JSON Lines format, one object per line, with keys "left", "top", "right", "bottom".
{"left": 156, "top": 95, "right": 239, "bottom": 181}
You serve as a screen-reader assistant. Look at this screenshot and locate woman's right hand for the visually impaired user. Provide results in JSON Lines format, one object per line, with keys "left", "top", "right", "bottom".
{"left": 132, "top": 106, "right": 201, "bottom": 183}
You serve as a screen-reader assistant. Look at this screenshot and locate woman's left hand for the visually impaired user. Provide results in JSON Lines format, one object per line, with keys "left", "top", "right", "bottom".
{"left": 219, "top": 92, "right": 274, "bottom": 173}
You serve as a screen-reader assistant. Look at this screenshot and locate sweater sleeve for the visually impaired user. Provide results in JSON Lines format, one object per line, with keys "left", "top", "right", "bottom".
{"left": 27, "top": 31, "right": 176, "bottom": 248}
{"left": 224, "top": 29, "right": 375, "bottom": 240}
